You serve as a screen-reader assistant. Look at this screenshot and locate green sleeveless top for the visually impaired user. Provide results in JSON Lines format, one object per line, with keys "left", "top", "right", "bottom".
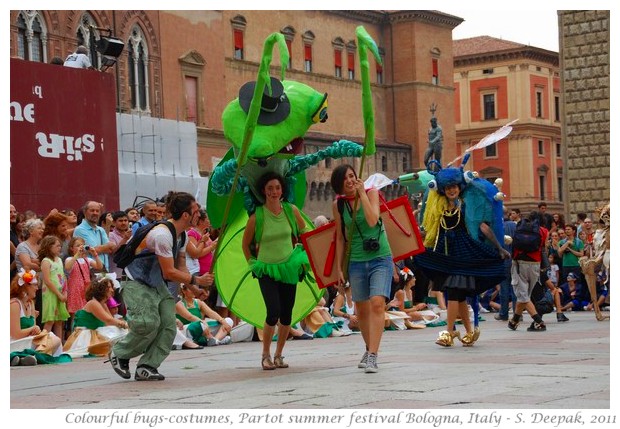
{"left": 341, "top": 199, "right": 391, "bottom": 262}
{"left": 176, "top": 299, "right": 202, "bottom": 325}
{"left": 20, "top": 315, "right": 35, "bottom": 329}
{"left": 73, "top": 309, "right": 105, "bottom": 329}
{"left": 257, "top": 207, "right": 295, "bottom": 264}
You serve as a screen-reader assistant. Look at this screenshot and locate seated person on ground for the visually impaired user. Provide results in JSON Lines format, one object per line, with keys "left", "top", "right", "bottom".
{"left": 63, "top": 277, "right": 128, "bottom": 357}
{"left": 10, "top": 270, "right": 65, "bottom": 365}
{"left": 176, "top": 284, "right": 233, "bottom": 346}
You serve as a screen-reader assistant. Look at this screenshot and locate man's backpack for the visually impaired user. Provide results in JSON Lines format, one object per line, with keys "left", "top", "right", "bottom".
{"left": 513, "top": 218, "right": 541, "bottom": 256}
{"left": 113, "top": 221, "right": 186, "bottom": 269}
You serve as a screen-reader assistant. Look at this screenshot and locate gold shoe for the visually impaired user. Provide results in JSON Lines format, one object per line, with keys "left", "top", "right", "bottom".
{"left": 461, "top": 327, "right": 480, "bottom": 346}
{"left": 472, "top": 326, "right": 480, "bottom": 342}
{"left": 273, "top": 355, "right": 289, "bottom": 368}
{"left": 461, "top": 331, "right": 475, "bottom": 347}
{"left": 261, "top": 355, "right": 275, "bottom": 370}
{"left": 435, "top": 330, "right": 460, "bottom": 347}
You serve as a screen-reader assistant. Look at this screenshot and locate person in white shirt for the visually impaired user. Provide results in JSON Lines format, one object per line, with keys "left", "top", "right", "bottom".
{"left": 64, "top": 46, "right": 93, "bottom": 69}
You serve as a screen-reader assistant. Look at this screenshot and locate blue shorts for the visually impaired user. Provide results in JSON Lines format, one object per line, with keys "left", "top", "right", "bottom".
{"left": 348, "top": 255, "right": 393, "bottom": 302}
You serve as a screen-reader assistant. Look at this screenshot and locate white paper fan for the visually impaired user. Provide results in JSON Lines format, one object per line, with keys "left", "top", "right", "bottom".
{"left": 448, "top": 119, "right": 518, "bottom": 166}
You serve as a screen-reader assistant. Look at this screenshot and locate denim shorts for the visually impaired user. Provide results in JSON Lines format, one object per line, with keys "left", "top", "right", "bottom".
{"left": 348, "top": 255, "right": 393, "bottom": 302}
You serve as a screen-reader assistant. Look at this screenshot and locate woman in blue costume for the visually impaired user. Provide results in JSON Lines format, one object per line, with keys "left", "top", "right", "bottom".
{"left": 241, "top": 172, "right": 309, "bottom": 370}
{"left": 414, "top": 165, "right": 510, "bottom": 347}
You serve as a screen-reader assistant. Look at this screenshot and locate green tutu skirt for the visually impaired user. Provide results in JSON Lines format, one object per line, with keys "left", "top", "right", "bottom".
{"left": 251, "top": 245, "right": 309, "bottom": 285}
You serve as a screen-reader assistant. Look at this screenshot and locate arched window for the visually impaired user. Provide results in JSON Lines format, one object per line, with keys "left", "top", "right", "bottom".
{"left": 127, "top": 26, "right": 151, "bottom": 114}
{"left": 332, "top": 37, "right": 345, "bottom": 78}
{"left": 302, "top": 31, "right": 315, "bottom": 73}
{"left": 15, "top": 11, "right": 48, "bottom": 62}
{"left": 317, "top": 182, "right": 325, "bottom": 200}
{"left": 309, "top": 181, "right": 317, "bottom": 200}
{"left": 31, "top": 17, "right": 44, "bottom": 62}
{"left": 231, "top": 15, "right": 246, "bottom": 60}
{"left": 16, "top": 14, "right": 28, "bottom": 60}
{"left": 281, "top": 26, "right": 296, "bottom": 70}
{"left": 324, "top": 182, "right": 332, "bottom": 201}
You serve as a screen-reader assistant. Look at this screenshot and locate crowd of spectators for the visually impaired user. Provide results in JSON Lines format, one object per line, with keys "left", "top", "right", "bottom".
{"left": 9, "top": 199, "right": 610, "bottom": 368}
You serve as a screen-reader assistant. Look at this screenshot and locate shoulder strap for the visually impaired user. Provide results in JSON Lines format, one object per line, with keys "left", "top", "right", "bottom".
{"left": 163, "top": 221, "right": 180, "bottom": 258}
{"left": 281, "top": 202, "right": 299, "bottom": 237}
{"left": 254, "top": 206, "right": 264, "bottom": 244}
{"left": 337, "top": 198, "right": 347, "bottom": 242}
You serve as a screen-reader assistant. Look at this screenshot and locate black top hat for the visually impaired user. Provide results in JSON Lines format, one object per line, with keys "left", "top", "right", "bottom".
{"left": 238, "top": 77, "right": 291, "bottom": 125}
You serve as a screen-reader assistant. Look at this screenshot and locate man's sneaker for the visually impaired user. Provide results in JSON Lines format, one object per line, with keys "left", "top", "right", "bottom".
{"left": 527, "top": 321, "right": 547, "bottom": 332}
{"left": 135, "top": 365, "right": 165, "bottom": 381}
{"left": 507, "top": 318, "right": 520, "bottom": 331}
{"left": 364, "top": 353, "right": 378, "bottom": 373}
{"left": 358, "top": 351, "right": 368, "bottom": 369}
{"left": 107, "top": 350, "right": 130, "bottom": 379}
{"left": 10, "top": 355, "right": 21, "bottom": 366}
{"left": 206, "top": 337, "right": 218, "bottom": 347}
{"left": 494, "top": 314, "right": 508, "bottom": 321}
{"left": 557, "top": 313, "right": 569, "bottom": 322}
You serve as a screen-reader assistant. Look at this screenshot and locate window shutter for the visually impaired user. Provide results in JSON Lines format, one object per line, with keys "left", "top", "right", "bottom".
{"left": 234, "top": 30, "right": 243, "bottom": 49}
{"left": 334, "top": 50, "right": 342, "bottom": 67}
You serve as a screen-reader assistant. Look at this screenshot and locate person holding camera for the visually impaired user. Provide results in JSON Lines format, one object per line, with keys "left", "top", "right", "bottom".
{"left": 331, "top": 164, "right": 392, "bottom": 373}
{"left": 64, "top": 236, "right": 103, "bottom": 322}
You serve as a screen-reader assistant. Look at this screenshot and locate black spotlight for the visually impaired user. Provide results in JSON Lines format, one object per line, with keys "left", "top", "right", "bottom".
{"left": 96, "top": 36, "right": 124, "bottom": 58}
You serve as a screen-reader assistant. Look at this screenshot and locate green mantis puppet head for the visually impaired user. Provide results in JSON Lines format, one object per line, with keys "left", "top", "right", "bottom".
{"left": 222, "top": 77, "right": 328, "bottom": 162}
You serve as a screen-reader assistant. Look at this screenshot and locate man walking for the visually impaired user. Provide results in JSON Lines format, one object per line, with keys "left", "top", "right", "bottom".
{"left": 108, "top": 192, "right": 214, "bottom": 381}
{"left": 508, "top": 211, "right": 548, "bottom": 332}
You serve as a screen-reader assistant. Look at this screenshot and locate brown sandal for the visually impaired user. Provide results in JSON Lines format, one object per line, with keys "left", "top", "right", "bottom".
{"left": 262, "top": 355, "right": 275, "bottom": 370}
{"left": 273, "top": 355, "right": 288, "bottom": 368}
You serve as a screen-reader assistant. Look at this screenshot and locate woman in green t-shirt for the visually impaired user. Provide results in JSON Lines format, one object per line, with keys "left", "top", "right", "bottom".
{"left": 242, "top": 172, "right": 308, "bottom": 370}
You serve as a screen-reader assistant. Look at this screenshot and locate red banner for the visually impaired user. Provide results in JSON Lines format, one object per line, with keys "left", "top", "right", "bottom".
{"left": 10, "top": 58, "right": 120, "bottom": 215}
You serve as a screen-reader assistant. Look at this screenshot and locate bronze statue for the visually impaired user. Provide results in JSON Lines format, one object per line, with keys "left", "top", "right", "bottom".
{"left": 424, "top": 104, "right": 443, "bottom": 168}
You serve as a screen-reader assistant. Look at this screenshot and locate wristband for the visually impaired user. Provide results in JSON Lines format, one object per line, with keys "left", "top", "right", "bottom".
{"left": 190, "top": 274, "right": 197, "bottom": 286}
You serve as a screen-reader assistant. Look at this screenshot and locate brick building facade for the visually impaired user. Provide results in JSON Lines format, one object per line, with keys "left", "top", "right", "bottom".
{"left": 10, "top": 10, "right": 463, "bottom": 219}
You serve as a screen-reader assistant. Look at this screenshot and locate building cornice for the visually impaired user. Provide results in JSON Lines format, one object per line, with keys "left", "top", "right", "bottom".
{"left": 455, "top": 47, "right": 559, "bottom": 68}
{"left": 326, "top": 10, "right": 463, "bottom": 28}
{"left": 326, "top": 10, "right": 386, "bottom": 24}
{"left": 386, "top": 10, "right": 463, "bottom": 28}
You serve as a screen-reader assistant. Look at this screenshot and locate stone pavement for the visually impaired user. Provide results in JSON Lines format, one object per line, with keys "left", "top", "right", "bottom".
{"left": 10, "top": 311, "right": 611, "bottom": 412}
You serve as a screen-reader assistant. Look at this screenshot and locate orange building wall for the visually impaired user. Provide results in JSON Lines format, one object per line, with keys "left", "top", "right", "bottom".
{"left": 454, "top": 81, "right": 461, "bottom": 124}
{"left": 158, "top": 11, "right": 226, "bottom": 128}
{"left": 529, "top": 75, "right": 549, "bottom": 119}
{"left": 469, "top": 76, "right": 508, "bottom": 122}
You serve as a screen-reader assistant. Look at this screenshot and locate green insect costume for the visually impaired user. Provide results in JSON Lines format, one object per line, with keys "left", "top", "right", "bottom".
{"left": 207, "top": 28, "right": 384, "bottom": 328}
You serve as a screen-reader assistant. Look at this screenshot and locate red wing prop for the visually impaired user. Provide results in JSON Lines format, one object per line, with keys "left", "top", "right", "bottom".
{"left": 380, "top": 195, "right": 425, "bottom": 262}
{"left": 300, "top": 222, "right": 339, "bottom": 290}
{"left": 301, "top": 195, "right": 425, "bottom": 289}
